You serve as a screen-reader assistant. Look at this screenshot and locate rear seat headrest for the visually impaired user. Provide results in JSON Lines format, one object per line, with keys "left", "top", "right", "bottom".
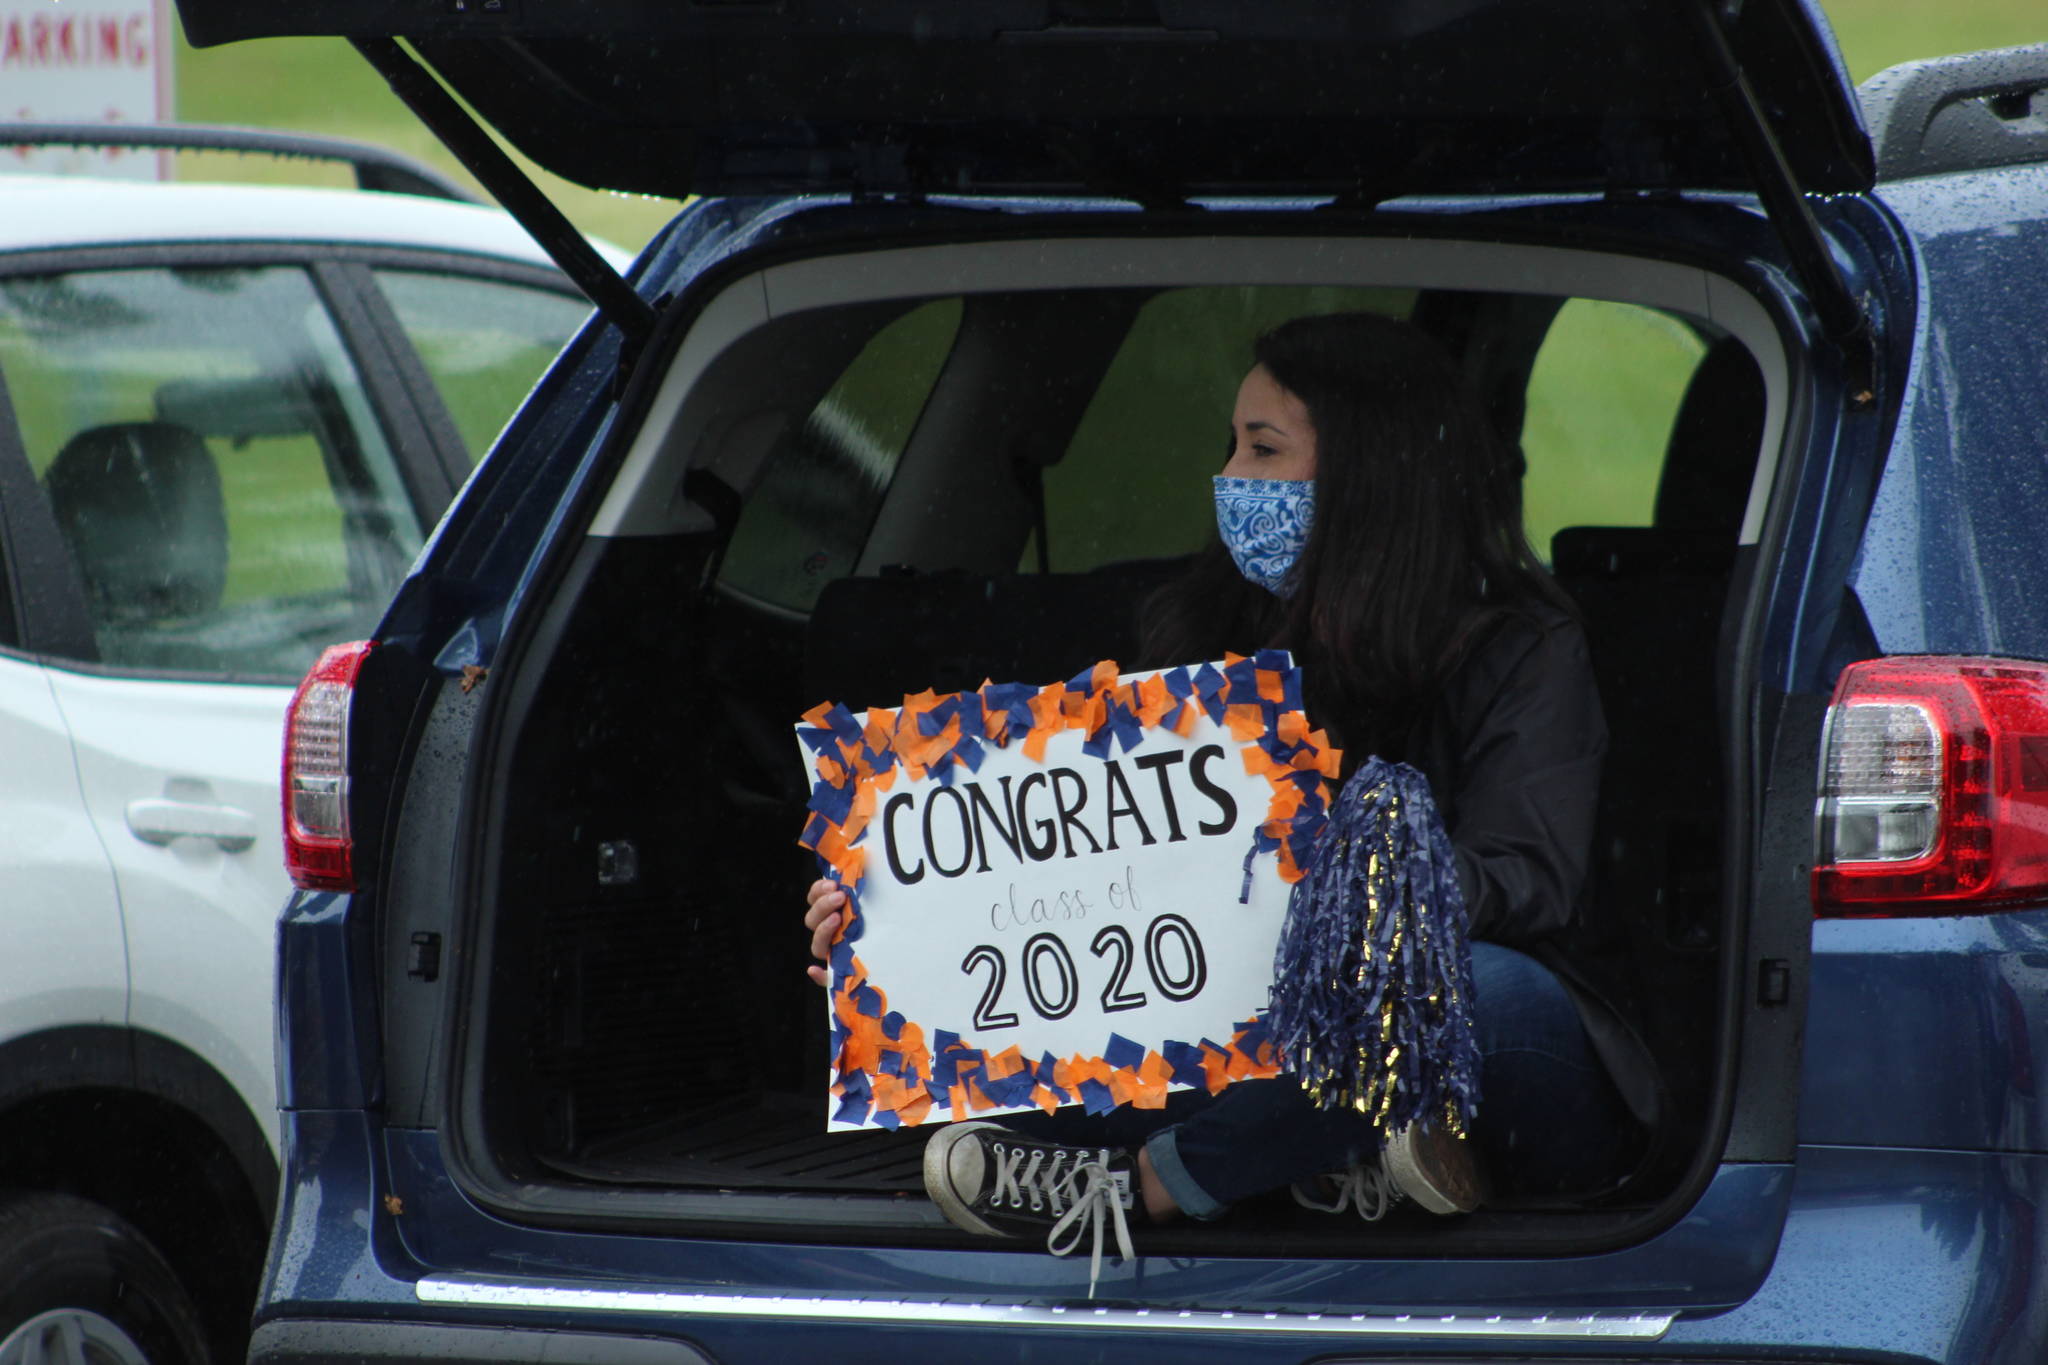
{"left": 1655, "top": 338, "right": 1765, "bottom": 536}
{"left": 44, "top": 422, "right": 229, "bottom": 624}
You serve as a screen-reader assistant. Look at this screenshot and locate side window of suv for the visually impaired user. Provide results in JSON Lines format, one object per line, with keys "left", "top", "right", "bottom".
{"left": 0, "top": 266, "right": 423, "bottom": 678}
{"left": 1045, "top": 285, "right": 1414, "bottom": 572}
{"left": 373, "top": 269, "right": 597, "bottom": 463}
{"left": 1520, "top": 298, "right": 1709, "bottom": 558}
{"left": 718, "top": 297, "right": 963, "bottom": 611}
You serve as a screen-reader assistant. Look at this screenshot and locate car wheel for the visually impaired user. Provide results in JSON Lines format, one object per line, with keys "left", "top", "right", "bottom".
{"left": 0, "top": 1192, "right": 211, "bottom": 1365}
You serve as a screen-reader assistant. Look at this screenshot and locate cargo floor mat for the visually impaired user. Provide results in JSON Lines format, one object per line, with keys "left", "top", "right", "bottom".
{"left": 543, "top": 1092, "right": 930, "bottom": 1190}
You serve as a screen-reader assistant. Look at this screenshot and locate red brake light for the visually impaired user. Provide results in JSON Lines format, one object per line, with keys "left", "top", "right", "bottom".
{"left": 283, "top": 641, "right": 375, "bottom": 892}
{"left": 1813, "top": 656, "right": 2048, "bottom": 916}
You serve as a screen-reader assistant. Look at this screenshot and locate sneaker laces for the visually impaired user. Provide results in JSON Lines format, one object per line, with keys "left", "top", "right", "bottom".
{"left": 1045, "top": 1158, "right": 1136, "bottom": 1298}
{"left": 989, "top": 1142, "right": 1135, "bottom": 1296}
{"left": 992, "top": 1144, "right": 1065, "bottom": 1214}
{"left": 1291, "top": 1162, "right": 1395, "bottom": 1221}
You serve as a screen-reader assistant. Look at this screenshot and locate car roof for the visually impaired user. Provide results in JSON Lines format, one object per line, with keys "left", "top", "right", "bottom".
{"left": 0, "top": 173, "right": 629, "bottom": 270}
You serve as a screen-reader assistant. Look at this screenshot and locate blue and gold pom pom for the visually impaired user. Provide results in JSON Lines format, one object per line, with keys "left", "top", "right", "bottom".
{"left": 1264, "top": 757, "right": 1481, "bottom": 1137}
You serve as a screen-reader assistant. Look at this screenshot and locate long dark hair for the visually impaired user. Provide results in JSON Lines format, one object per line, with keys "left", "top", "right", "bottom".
{"left": 1143, "top": 311, "right": 1572, "bottom": 755}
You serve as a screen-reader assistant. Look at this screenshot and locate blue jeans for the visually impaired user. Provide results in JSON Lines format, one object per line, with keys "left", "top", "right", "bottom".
{"left": 1004, "top": 942, "right": 1639, "bottom": 1218}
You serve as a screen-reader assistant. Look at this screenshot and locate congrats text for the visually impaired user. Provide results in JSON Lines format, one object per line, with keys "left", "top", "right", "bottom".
{"left": 797, "top": 653, "right": 1338, "bottom": 1130}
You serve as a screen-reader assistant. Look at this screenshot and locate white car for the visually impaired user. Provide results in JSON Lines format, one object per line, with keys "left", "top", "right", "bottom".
{"left": 0, "top": 126, "right": 611, "bottom": 1365}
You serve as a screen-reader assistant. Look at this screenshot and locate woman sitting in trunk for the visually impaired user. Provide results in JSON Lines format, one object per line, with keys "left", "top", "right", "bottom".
{"left": 804, "top": 311, "right": 1652, "bottom": 1256}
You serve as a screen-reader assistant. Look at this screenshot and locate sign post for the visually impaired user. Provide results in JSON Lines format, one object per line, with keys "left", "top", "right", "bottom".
{"left": 2, "top": 0, "right": 175, "bottom": 179}
{"left": 797, "top": 652, "right": 1339, "bottom": 1131}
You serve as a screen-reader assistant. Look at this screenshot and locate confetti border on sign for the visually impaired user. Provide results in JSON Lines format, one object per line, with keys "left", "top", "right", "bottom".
{"left": 797, "top": 651, "right": 1339, "bottom": 1129}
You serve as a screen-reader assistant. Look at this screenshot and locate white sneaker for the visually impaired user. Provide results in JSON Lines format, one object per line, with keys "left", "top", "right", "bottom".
{"left": 1382, "top": 1119, "right": 1488, "bottom": 1214}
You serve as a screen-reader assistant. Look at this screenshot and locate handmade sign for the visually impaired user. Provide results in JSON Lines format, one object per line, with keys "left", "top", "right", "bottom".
{"left": 796, "top": 651, "right": 1340, "bottom": 1131}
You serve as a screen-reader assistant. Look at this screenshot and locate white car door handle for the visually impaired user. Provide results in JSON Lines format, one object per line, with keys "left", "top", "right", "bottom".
{"left": 126, "top": 797, "right": 258, "bottom": 852}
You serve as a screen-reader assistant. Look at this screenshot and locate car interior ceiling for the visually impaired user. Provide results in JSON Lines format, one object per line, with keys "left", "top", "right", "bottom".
{"left": 475, "top": 280, "right": 1759, "bottom": 1234}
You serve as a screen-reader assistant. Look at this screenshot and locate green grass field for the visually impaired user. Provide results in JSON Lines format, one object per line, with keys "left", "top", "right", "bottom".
{"left": 171, "top": 2, "right": 2045, "bottom": 251}
{"left": 1823, "top": 0, "right": 2043, "bottom": 78}
{"left": 171, "top": 38, "right": 676, "bottom": 250}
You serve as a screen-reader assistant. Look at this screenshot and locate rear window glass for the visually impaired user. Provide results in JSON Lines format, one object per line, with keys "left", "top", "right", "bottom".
{"left": 705, "top": 287, "right": 1735, "bottom": 620}
{"left": 719, "top": 297, "right": 962, "bottom": 611}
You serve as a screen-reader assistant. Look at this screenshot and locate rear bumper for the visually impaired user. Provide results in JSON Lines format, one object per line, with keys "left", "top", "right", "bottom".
{"left": 251, "top": 1304, "right": 1676, "bottom": 1364}
{"left": 260, "top": 1109, "right": 2048, "bottom": 1363}
{"left": 248, "top": 1320, "right": 715, "bottom": 1365}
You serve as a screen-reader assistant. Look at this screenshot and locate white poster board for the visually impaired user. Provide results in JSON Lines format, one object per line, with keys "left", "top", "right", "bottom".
{"left": 797, "top": 653, "right": 1338, "bottom": 1131}
{"left": 2, "top": 0, "right": 174, "bottom": 180}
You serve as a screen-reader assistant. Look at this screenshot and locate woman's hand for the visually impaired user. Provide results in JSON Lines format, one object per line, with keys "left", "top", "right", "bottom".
{"left": 804, "top": 878, "right": 847, "bottom": 987}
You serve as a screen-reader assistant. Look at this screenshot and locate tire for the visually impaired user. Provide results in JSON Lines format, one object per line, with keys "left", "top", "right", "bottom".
{"left": 0, "top": 1192, "right": 211, "bottom": 1365}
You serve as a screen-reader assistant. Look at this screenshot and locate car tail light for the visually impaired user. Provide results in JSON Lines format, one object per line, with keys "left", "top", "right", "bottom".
{"left": 283, "top": 641, "right": 374, "bottom": 892}
{"left": 1814, "top": 656, "right": 2048, "bottom": 916}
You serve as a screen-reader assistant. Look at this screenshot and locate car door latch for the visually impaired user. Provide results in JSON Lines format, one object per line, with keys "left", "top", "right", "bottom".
{"left": 1756, "top": 957, "right": 1791, "bottom": 1007}
{"left": 409, "top": 932, "right": 443, "bottom": 982}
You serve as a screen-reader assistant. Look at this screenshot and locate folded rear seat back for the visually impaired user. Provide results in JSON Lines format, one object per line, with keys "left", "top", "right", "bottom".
{"left": 803, "top": 558, "right": 1188, "bottom": 713}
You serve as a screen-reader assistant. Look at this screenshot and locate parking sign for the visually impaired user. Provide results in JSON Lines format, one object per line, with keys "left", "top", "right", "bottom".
{"left": 1, "top": 0, "right": 174, "bottom": 178}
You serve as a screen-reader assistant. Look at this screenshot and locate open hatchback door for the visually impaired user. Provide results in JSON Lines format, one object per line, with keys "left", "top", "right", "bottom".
{"left": 178, "top": 0, "right": 1874, "bottom": 201}
{"left": 180, "top": 0, "right": 1879, "bottom": 355}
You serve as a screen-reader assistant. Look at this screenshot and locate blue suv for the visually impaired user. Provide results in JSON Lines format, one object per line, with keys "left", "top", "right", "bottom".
{"left": 175, "top": 2, "right": 2048, "bottom": 1360}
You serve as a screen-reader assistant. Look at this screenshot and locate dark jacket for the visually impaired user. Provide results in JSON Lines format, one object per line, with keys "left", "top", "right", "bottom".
{"left": 1400, "top": 606, "right": 1606, "bottom": 945}
{"left": 1396, "top": 605, "right": 1663, "bottom": 1131}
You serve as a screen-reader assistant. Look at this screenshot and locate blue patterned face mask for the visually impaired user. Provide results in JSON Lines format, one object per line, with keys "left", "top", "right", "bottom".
{"left": 1213, "top": 475, "right": 1316, "bottom": 597}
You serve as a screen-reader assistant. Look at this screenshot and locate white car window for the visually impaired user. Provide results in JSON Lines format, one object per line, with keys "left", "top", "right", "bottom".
{"left": 0, "top": 265, "right": 422, "bottom": 678}
{"left": 374, "top": 269, "right": 594, "bottom": 463}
